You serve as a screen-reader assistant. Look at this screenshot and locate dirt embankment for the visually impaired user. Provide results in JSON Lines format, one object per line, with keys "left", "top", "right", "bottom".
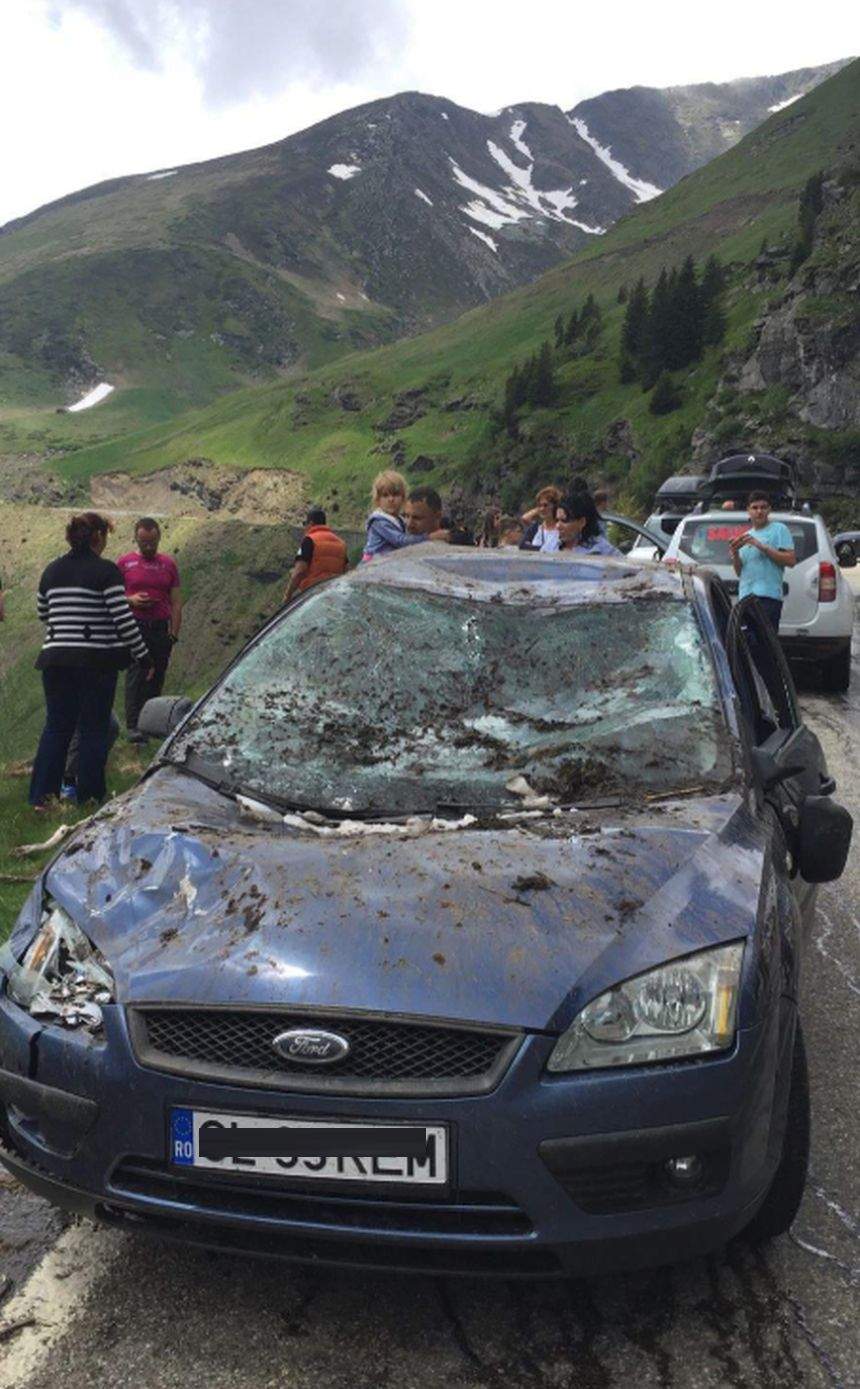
{"left": 90, "top": 460, "right": 308, "bottom": 524}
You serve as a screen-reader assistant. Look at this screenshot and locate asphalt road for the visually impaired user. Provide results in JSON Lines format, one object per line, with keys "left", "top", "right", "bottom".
{"left": 1, "top": 633, "right": 858, "bottom": 1388}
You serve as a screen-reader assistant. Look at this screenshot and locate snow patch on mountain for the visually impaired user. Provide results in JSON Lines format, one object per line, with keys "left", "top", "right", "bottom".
{"left": 768, "top": 92, "right": 804, "bottom": 113}
{"left": 568, "top": 117, "right": 662, "bottom": 203}
{"left": 414, "top": 188, "right": 433, "bottom": 206}
{"left": 509, "top": 119, "right": 533, "bottom": 160}
{"left": 486, "top": 140, "right": 602, "bottom": 232}
{"left": 469, "top": 227, "right": 498, "bottom": 252}
{"left": 328, "top": 163, "right": 362, "bottom": 180}
{"left": 450, "top": 159, "right": 531, "bottom": 229}
{"left": 147, "top": 170, "right": 177, "bottom": 181}
{"left": 460, "top": 199, "right": 516, "bottom": 231}
{"left": 67, "top": 382, "right": 114, "bottom": 412}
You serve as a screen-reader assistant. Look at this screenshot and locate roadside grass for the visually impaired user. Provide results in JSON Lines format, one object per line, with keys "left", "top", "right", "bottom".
{"left": 0, "top": 753, "right": 146, "bottom": 945}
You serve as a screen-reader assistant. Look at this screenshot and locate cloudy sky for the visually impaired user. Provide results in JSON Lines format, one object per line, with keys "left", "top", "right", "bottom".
{"left": 0, "top": 0, "right": 853, "bottom": 226}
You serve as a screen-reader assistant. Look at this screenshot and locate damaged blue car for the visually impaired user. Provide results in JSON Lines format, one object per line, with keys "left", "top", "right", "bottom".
{"left": 0, "top": 547, "right": 851, "bottom": 1277}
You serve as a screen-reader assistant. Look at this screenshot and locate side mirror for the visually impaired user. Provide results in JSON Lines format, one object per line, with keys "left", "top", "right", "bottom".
{"left": 138, "top": 695, "right": 194, "bottom": 739}
{"left": 751, "top": 749, "right": 805, "bottom": 791}
{"left": 797, "top": 796, "right": 853, "bottom": 883}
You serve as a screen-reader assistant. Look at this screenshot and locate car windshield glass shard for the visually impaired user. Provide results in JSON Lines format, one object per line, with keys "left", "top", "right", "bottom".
{"left": 170, "top": 584, "right": 733, "bottom": 815}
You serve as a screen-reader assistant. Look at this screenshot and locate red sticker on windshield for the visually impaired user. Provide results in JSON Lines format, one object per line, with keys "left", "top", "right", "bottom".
{"left": 706, "top": 525, "right": 747, "bottom": 541}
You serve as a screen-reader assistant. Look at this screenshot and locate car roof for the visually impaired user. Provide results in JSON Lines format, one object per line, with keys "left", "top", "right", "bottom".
{"left": 343, "top": 543, "right": 686, "bottom": 606}
{"left": 677, "top": 510, "right": 820, "bottom": 524}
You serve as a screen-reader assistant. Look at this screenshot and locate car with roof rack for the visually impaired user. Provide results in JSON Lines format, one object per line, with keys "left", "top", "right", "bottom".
{"left": 663, "top": 505, "right": 854, "bottom": 691}
{"left": 0, "top": 546, "right": 851, "bottom": 1277}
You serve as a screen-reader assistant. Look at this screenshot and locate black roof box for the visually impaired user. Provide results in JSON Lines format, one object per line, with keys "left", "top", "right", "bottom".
{"left": 655, "top": 474, "right": 708, "bottom": 499}
{"left": 653, "top": 474, "right": 708, "bottom": 511}
{"left": 704, "top": 453, "right": 798, "bottom": 503}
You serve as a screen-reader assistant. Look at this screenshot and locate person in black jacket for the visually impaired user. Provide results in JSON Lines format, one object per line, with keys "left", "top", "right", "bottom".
{"left": 29, "top": 512, "right": 152, "bottom": 809}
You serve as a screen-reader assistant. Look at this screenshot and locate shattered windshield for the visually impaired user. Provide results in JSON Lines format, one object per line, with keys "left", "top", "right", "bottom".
{"left": 170, "top": 581, "right": 734, "bottom": 815}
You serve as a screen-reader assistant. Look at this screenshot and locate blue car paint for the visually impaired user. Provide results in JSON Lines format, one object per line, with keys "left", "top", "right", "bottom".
{"left": 0, "top": 556, "right": 818, "bottom": 1274}
{"left": 14, "top": 772, "right": 765, "bottom": 1031}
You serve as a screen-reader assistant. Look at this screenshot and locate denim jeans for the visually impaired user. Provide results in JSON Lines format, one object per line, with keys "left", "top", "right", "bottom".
{"left": 29, "top": 667, "right": 118, "bottom": 805}
{"left": 64, "top": 712, "right": 120, "bottom": 785}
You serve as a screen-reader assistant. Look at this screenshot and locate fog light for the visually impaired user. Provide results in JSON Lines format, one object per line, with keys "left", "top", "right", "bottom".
{"left": 663, "top": 1154, "right": 704, "bottom": 1188}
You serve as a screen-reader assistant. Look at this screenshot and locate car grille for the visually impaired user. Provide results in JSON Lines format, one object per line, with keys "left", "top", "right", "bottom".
{"left": 128, "top": 1008, "right": 523, "bottom": 1096}
{"left": 110, "top": 1156, "right": 533, "bottom": 1237}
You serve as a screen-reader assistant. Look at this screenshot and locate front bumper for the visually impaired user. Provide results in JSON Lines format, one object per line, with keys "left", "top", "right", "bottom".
{"left": 0, "top": 996, "right": 793, "bottom": 1277}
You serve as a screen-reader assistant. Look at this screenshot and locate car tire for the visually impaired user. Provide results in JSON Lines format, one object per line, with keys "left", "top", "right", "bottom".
{"left": 836, "top": 542, "right": 856, "bottom": 568}
{"left": 742, "top": 1020, "right": 810, "bottom": 1245}
{"left": 823, "top": 647, "right": 851, "bottom": 694}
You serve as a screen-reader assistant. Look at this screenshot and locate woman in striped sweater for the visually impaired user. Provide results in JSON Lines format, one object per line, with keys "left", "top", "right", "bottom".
{"left": 29, "top": 512, "right": 153, "bottom": 809}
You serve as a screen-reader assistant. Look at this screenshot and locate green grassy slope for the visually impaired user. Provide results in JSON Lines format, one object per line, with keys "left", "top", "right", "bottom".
{"left": 0, "top": 503, "right": 367, "bottom": 934}
{"left": 37, "top": 58, "right": 858, "bottom": 520}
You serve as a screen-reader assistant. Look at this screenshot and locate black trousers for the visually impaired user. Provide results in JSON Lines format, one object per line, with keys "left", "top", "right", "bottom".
{"left": 124, "top": 621, "right": 173, "bottom": 730}
{"left": 29, "top": 667, "right": 118, "bottom": 805}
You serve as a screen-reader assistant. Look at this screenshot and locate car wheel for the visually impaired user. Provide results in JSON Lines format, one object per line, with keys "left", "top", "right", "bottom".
{"left": 823, "top": 647, "right": 851, "bottom": 694}
{"left": 836, "top": 542, "right": 856, "bottom": 567}
{"left": 742, "top": 1020, "right": 810, "bottom": 1245}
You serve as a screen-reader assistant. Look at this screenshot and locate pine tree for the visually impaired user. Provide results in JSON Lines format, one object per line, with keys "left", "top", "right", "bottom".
{"left": 618, "top": 351, "right": 638, "bottom": 384}
{"left": 617, "top": 282, "right": 628, "bottom": 304}
{"left": 670, "top": 255, "right": 702, "bottom": 369}
{"left": 563, "top": 308, "right": 579, "bottom": 345}
{"left": 641, "top": 268, "right": 671, "bottom": 388}
{"left": 649, "top": 371, "right": 682, "bottom": 416}
{"left": 528, "top": 341, "right": 557, "bottom": 407}
{"left": 502, "top": 364, "right": 527, "bottom": 433}
{"left": 580, "top": 293, "right": 598, "bottom": 324}
{"left": 700, "top": 255, "right": 727, "bottom": 347}
{"left": 553, "top": 314, "right": 565, "bottom": 349}
{"left": 620, "top": 277, "right": 649, "bottom": 372}
{"left": 790, "top": 171, "right": 825, "bottom": 274}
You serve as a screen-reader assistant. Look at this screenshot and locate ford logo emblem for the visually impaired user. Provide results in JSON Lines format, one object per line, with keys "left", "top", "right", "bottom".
{"left": 272, "top": 1028, "right": 350, "bottom": 1065}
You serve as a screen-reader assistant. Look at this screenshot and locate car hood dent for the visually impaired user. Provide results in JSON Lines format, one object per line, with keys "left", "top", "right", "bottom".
{"left": 40, "top": 769, "right": 764, "bottom": 1031}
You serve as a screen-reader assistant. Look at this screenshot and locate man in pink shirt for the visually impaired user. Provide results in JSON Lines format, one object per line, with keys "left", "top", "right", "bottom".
{"left": 117, "top": 518, "right": 182, "bottom": 742}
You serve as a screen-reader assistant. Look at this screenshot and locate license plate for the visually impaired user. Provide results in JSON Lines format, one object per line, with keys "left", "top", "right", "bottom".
{"left": 169, "top": 1107, "right": 449, "bottom": 1187}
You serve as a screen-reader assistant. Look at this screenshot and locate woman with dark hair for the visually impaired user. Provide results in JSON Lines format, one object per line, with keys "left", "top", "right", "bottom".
{"left": 557, "top": 492, "right": 622, "bottom": 555}
{"left": 29, "top": 512, "right": 152, "bottom": 810}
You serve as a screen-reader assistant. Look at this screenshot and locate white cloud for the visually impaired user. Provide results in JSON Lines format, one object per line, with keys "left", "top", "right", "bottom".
{"left": 0, "top": 2, "right": 853, "bottom": 226}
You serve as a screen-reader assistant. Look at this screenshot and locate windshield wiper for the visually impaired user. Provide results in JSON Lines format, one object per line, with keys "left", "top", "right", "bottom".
{"left": 163, "top": 753, "right": 380, "bottom": 820}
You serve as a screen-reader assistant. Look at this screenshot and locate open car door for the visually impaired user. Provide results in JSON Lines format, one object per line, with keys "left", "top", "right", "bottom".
{"left": 725, "top": 597, "right": 852, "bottom": 894}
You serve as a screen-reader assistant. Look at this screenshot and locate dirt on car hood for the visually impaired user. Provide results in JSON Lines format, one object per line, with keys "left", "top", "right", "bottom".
{"left": 40, "top": 768, "right": 766, "bottom": 1032}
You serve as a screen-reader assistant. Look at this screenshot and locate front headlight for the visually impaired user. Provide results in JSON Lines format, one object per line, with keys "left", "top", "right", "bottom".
{"left": 5, "top": 901, "right": 114, "bottom": 1032}
{"left": 547, "top": 941, "right": 744, "bottom": 1072}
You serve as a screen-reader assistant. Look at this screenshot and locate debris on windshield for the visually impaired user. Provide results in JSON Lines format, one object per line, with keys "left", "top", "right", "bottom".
{"left": 281, "top": 811, "right": 478, "bottom": 839}
{"left": 237, "top": 794, "right": 283, "bottom": 824}
{"left": 511, "top": 871, "right": 555, "bottom": 893}
{"left": 505, "top": 776, "right": 553, "bottom": 808}
{"left": 170, "top": 581, "right": 734, "bottom": 816}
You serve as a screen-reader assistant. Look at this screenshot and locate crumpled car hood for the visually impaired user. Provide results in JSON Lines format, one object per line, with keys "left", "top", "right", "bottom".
{"left": 41, "top": 768, "right": 766, "bottom": 1031}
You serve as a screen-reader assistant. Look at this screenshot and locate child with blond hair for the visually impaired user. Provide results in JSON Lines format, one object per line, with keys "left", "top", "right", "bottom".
{"left": 363, "top": 470, "right": 442, "bottom": 560}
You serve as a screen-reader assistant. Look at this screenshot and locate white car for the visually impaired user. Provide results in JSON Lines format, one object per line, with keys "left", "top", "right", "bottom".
{"left": 627, "top": 513, "right": 684, "bottom": 562}
{"left": 663, "top": 510, "right": 854, "bottom": 692}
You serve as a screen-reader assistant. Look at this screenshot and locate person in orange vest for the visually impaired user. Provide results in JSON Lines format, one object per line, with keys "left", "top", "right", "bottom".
{"left": 284, "top": 507, "right": 348, "bottom": 603}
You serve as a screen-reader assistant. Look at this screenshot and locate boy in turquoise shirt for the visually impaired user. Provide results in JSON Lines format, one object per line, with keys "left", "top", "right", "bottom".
{"left": 729, "top": 491, "right": 796, "bottom": 630}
